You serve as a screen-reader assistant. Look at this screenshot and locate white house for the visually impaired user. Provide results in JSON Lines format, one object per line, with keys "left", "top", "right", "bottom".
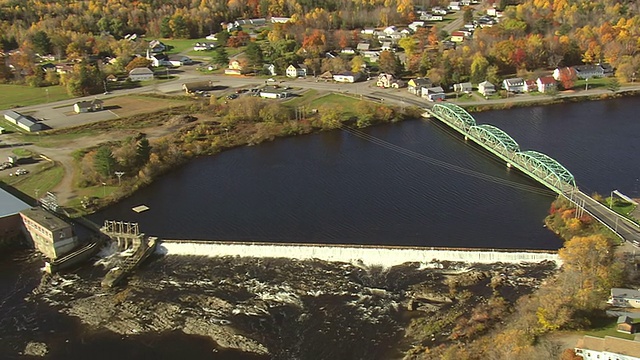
{"left": 194, "top": 42, "right": 216, "bottom": 51}
{"left": 573, "top": 63, "right": 614, "bottom": 79}
{"left": 356, "top": 43, "right": 371, "bottom": 52}
{"left": 478, "top": 80, "right": 496, "bottom": 96}
{"left": 148, "top": 40, "right": 166, "bottom": 53}
{"left": 341, "top": 48, "right": 355, "bottom": 55}
{"left": 381, "top": 42, "right": 393, "bottom": 51}
{"left": 168, "top": 55, "right": 192, "bottom": 66}
{"left": 502, "top": 78, "right": 525, "bottom": 93}
{"left": 448, "top": 1, "right": 461, "bottom": 11}
{"left": 286, "top": 64, "right": 308, "bottom": 78}
{"left": 536, "top": 76, "right": 556, "bottom": 93}
{"left": 408, "top": 21, "right": 425, "bottom": 32}
{"left": 453, "top": 82, "right": 472, "bottom": 94}
{"left": 609, "top": 289, "right": 640, "bottom": 308}
{"left": 333, "top": 71, "right": 361, "bottom": 83}
{"left": 259, "top": 89, "right": 290, "bottom": 99}
{"left": 264, "top": 64, "right": 277, "bottom": 76}
{"left": 575, "top": 335, "right": 640, "bottom": 360}
{"left": 408, "top": 78, "right": 432, "bottom": 96}
{"left": 270, "top": 17, "right": 292, "bottom": 23}
{"left": 450, "top": 31, "right": 466, "bottom": 43}
{"left": 423, "top": 86, "right": 446, "bottom": 101}
{"left": 128, "top": 67, "right": 154, "bottom": 81}
{"left": 383, "top": 26, "right": 397, "bottom": 35}
{"left": 73, "top": 99, "right": 104, "bottom": 113}
{"left": 361, "top": 28, "right": 375, "bottom": 35}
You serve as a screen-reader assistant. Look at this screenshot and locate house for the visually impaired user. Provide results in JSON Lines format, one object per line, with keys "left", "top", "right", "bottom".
{"left": 270, "top": 17, "right": 292, "bottom": 23}
{"left": 20, "top": 207, "right": 78, "bottom": 260}
{"left": 105, "top": 74, "right": 117, "bottom": 82}
{"left": 129, "top": 67, "right": 154, "bottom": 81}
{"left": 205, "top": 34, "right": 218, "bottom": 41}
{"left": 574, "top": 335, "right": 640, "bottom": 359}
{"left": 55, "top": 63, "right": 74, "bottom": 74}
{"left": 341, "top": 48, "right": 355, "bottom": 55}
{"left": 453, "top": 82, "right": 472, "bottom": 94}
{"left": 356, "top": 43, "right": 371, "bottom": 52}
{"left": 318, "top": 71, "right": 333, "bottom": 81}
{"left": 169, "top": 55, "right": 192, "bottom": 66}
{"left": 0, "top": 187, "right": 30, "bottom": 246}
{"left": 432, "top": 7, "right": 448, "bottom": 15}
{"left": 609, "top": 288, "right": 640, "bottom": 308}
{"left": 617, "top": 316, "right": 638, "bottom": 334}
{"left": 553, "top": 67, "right": 577, "bottom": 81}
{"left": 73, "top": 99, "right": 104, "bottom": 113}
{"left": 478, "top": 80, "right": 496, "bottom": 96}
{"left": 423, "top": 86, "right": 446, "bottom": 101}
{"left": 536, "top": 76, "right": 557, "bottom": 93}
{"left": 408, "top": 21, "right": 425, "bottom": 32}
{"left": 449, "top": 2, "right": 461, "bottom": 11}
{"left": 381, "top": 42, "right": 393, "bottom": 51}
{"left": 502, "top": 78, "right": 525, "bottom": 93}
{"left": 286, "top": 64, "right": 308, "bottom": 78}
{"left": 361, "top": 28, "right": 375, "bottom": 35}
{"left": 450, "top": 31, "right": 466, "bottom": 43}
{"left": 40, "top": 63, "right": 56, "bottom": 72}
{"left": 147, "top": 52, "right": 171, "bottom": 67}
{"left": 574, "top": 63, "right": 614, "bottom": 79}
{"left": 3, "top": 110, "right": 42, "bottom": 132}
{"left": 148, "top": 40, "right": 166, "bottom": 53}
{"left": 225, "top": 58, "right": 245, "bottom": 75}
{"left": 264, "top": 64, "right": 277, "bottom": 76}
{"left": 377, "top": 73, "right": 395, "bottom": 88}
{"left": 182, "top": 81, "right": 216, "bottom": 94}
{"left": 362, "top": 50, "right": 380, "bottom": 59}
{"left": 383, "top": 26, "right": 397, "bottom": 35}
{"left": 333, "top": 71, "right": 361, "bottom": 83}
{"left": 408, "top": 78, "right": 432, "bottom": 96}
{"left": 194, "top": 42, "right": 216, "bottom": 51}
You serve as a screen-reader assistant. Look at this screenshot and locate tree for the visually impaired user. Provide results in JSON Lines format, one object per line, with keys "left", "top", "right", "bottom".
{"left": 245, "top": 42, "right": 263, "bottom": 71}
{"left": 211, "top": 47, "right": 229, "bottom": 67}
{"left": 216, "top": 31, "right": 230, "bottom": 47}
{"left": 31, "top": 31, "right": 52, "bottom": 55}
{"left": 160, "top": 17, "right": 172, "bottom": 38}
{"left": 557, "top": 68, "right": 576, "bottom": 90}
{"left": 470, "top": 53, "right": 489, "bottom": 84}
{"left": 379, "top": 50, "right": 402, "bottom": 76}
{"left": 350, "top": 56, "right": 365, "bottom": 73}
{"left": 463, "top": 8, "right": 474, "bottom": 24}
{"left": 136, "top": 137, "right": 151, "bottom": 167}
{"left": 125, "top": 57, "right": 152, "bottom": 73}
{"left": 94, "top": 146, "right": 116, "bottom": 177}
{"left": 607, "top": 77, "right": 620, "bottom": 92}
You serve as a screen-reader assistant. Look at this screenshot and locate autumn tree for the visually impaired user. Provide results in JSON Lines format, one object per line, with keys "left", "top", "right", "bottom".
{"left": 557, "top": 67, "right": 576, "bottom": 90}
{"left": 125, "top": 57, "right": 152, "bottom": 73}
{"left": 470, "top": 53, "right": 489, "bottom": 84}
{"left": 65, "top": 62, "right": 103, "bottom": 96}
{"left": 379, "top": 50, "right": 402, "bottom": 76}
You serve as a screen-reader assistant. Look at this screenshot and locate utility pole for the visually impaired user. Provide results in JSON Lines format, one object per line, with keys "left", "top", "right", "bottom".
{"left": 115, "top": 171, "right": 125, "bottom": 186}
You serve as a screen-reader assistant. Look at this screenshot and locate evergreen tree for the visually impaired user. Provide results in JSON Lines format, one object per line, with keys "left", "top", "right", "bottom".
{"left": 31, "top": 31, "right": 52, "bottom": 55}
{"left": 245, "top": 42, "right": 263, "bottom": 71}
{"left": 95, "top": 146, "right": 116, "bottom": 177}
{"left": 136, "top": 138, "right": 151, "bottom": 166}
{"left": 212, "top": 47, "right": 229, "bottom": 67}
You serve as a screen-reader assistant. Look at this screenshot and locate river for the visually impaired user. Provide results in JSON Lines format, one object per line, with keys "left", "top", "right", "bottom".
{"left": 2, "top": 97, "right": 639, "bottom": 359}
{"left": 91, "top": 97, "right": 640, "bottom": 250}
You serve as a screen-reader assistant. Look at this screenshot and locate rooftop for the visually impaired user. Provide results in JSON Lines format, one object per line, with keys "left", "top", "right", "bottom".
{"left": 20, "top": 207, "right": 71, "bottom": 233}
{"left": 576, "top": 335, "right": 640, "bottom": 357}
{"left": 0, "top": 187, "right": 31, "bottom": 217}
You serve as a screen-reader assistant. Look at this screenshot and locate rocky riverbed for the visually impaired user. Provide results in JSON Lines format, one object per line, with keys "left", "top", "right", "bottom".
{"left": 28, "top": 248, "right": 558, "bottom": 359}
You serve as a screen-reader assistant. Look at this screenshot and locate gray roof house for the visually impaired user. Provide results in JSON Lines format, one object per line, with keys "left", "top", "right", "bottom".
{"left": 408, "top": 78, "right": 433, "bottom": 96}
{"left": 478, "top": 80, "right": 496, "bottom": 96}
{"left": 609, "top": 288, "right": 640, "bottom": 308}
{"left": 453, "top": 82, "right": 472, "bottom": 93}
{"left": 502, "top": 78, "right": 525, "bottom": 93}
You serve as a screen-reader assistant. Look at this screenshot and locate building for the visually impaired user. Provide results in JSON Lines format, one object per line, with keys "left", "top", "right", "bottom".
{"left": 523, "top": 79, "right": 537, "bottom": 92}
{"left": 182, "top": 81, "right": 216, "bottom": 94}
{"left": 270, "top": 17, "right": 292, "bottom": 23}
{"left": 502, "top": 78, "right": 525, "bottom": 93}
{"left": 333, "top": 71, "right": 361, "bottom": 83}
{"left": 423, "top": 86, "right": 446, "bottom": 101}
{"left": 609, "top": 288, "right": 640, "bottom": 308}
{"left": 448, "top": 1, "right": 461, "bottom": 10}
{"left": 225, "top": 58, "right": 245, "bottom": 75}
{"left": 575, "top": 335, "right": 640, "bottom": 359}
{"left": 20, "top": 207, "right": 78, "bottom": 259}
{"left": 536, "top": 76, "right": 557, "bottom": 93}
{"left": 617, "top": 316, "right": 638, "bottom": 334}
{"left": 286, "top": 64, "right": 308, "bottom": 78}
{"left": 263, "top": 64, "right": 277, "bottom": 76}
{"left": 194, "top": 42, "right": 216, "bottom": 51}
{"left": 73, "top": 99, "right": 104, "bottom": 113}
{"left": 408, "top": 78, "right": 432, "bottom": 96}
{"left": 553, "top": 67, "right": 577, "bottom": 81}
{"left": 453, "top": 82, "right": 472, "bottom": 94}
{"left": 450, "top": 31, "right": 466, "bottom": 43}
{"left": 3, "top": 110, "right": 42, "bottom": 132}
{"left": 148, "top": 40, "right": 166, "bottom": 53}
{"left": 0, "top": 187, "right": 30, "bottom": 247}
{"left": 128, "top": 67, "right": 154, "bottom": 81}
{"left": 168, "top": 55, "right": 192, "bottom": 66}
{"left": 478, "top": 80, "right": 496, "bottom": 96}
{"left": 574, "top": 63, "right": 614, "bottom": 79}
{"left": 356, "top": 43, "right": 371, "bottom": 52}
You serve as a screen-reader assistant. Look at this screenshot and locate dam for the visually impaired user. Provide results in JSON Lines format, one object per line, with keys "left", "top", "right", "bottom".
{"left": 157, "top": 240, "right": 561, "bottom": 267}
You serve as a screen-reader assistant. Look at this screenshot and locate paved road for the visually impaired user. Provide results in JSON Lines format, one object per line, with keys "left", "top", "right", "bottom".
{"left": 569, "top": 190, "right": 640, "bottom": 244}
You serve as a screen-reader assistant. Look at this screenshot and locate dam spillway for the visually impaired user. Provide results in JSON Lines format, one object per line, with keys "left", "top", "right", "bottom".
{"left": 157, "top": 240, "right": 561, "bottom": 267}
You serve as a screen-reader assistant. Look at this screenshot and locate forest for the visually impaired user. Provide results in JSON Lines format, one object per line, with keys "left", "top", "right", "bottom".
{"left": 0, "top": 0, "right": 639, "bottom": 91}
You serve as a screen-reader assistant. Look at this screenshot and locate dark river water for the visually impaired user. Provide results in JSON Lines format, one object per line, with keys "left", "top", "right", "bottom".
{"left": 2, "top": 97, "right": 639, "bottom": 359}
{"left": 91, "top": 97, "right": 640, "bottom": 250}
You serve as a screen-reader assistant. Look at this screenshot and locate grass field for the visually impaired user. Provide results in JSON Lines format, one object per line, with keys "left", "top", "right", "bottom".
{"left": 309, "top": 93, "right": 362, "bottom": 118}
{"left": 582, "top": 317, "right": 637, "bottom": 340}
{"left": 0, "top": 84, "right": 71, "bottom": 110}
{"left": 106, "top": 95, "right": 190, "bottom": 118}
{"left": 160, "top": 38, "right": 210, "bottom": 54}
{"left": 1, "top": 161, "right": 64, "bottom": 198}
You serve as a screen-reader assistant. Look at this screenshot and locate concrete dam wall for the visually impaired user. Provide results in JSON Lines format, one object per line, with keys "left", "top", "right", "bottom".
{"left": 157, "top": 240, "right": 561, "bottom": 267}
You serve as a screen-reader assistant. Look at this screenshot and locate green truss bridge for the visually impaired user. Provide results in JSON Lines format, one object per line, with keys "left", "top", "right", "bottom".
{"left": 425, "top": 102, "right": 640, "bottom": 244}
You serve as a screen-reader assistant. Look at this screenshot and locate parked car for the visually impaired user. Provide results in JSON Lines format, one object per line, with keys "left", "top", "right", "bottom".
{"left": 226, "top": 94, "right": 239, "bottom": 100}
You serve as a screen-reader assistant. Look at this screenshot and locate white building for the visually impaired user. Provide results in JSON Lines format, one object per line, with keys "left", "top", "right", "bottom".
{"left": 575, "top": 335, "right": 640, "bottom": 360}
{"left": 128, "top": 67, "right": 154, "bottom": 81}
{"left": 502, "top": 78, "right": 525, "bottom": 93}
{"left": 3, "top": 110, "right": 42, "bottom": 132}
{"left": 333, "top": 71, "right": 361, "bottom": 83}
{"left": 478, "top": 80, "right": 496, "bottom": 96}
{"left": 286, "top": 64, "right": 308, "bottom": 78}
{"left": 609, "top": 289, "right": 640, "bottom": 308}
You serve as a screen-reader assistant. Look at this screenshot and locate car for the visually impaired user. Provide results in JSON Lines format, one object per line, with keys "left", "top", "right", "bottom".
{"left": 226, "top": 94, "right": 239, "bottom": 100}
{"left": 267, "top": 78, "right": 275, "bottom": 82}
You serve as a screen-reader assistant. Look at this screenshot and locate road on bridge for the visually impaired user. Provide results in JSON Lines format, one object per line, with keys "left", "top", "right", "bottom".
{"left": 570, "top": 190, "right": 640, "bottom": 244}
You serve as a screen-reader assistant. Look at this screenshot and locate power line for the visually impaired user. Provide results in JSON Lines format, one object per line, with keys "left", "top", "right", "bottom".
{"left": 341, "top": 126, "right": 556, "bottom": 196}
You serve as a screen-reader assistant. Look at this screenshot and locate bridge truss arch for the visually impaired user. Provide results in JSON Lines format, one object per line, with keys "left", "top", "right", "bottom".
{"left": 469, "top": 124, "right": 520, "bottom": 157}
{"left": 431, "top": 103, "right": 476, "bottom": 132}
{"left": 513, "top": 150, "right": 576, "bottom": 191}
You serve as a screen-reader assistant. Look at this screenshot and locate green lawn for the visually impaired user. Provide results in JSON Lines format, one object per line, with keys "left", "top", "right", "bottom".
{"left": 160, "top": 38, "right": 210, "bottom": 54}
{"left": 0, "top": 84, "right": 71, "bottom": 110}
{"left": 308, "top": 93, "right": 362, "bottom": 118}
{"left": 1, "top": 162, "right": 64, "bottom": 199}
{"left": 582, "top": 317, "right": 637, "bottom": 340}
